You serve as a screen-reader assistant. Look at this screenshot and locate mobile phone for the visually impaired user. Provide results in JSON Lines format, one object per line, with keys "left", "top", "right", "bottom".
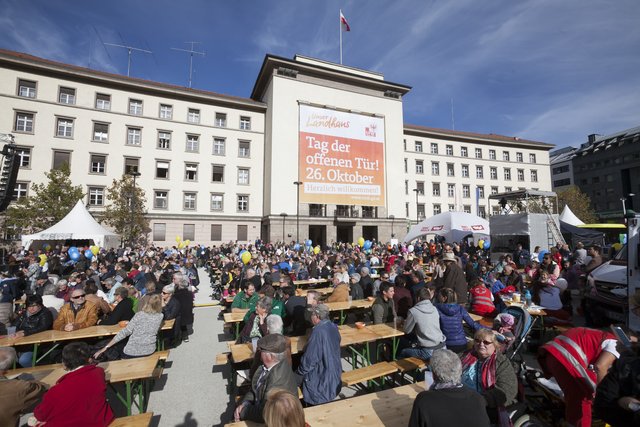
{"left": 611, "top": 325, "right": 632, "bottom": 348}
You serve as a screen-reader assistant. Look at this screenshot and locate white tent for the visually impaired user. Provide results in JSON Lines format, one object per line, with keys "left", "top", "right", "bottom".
{"left": 559, "top": 205, "right": 585, "bottom": 226}
{"left": 403, "top": 211, "right": 490, "bottom": 243}
{"left": 21, "top": 200, "right": 120, "bottom": 249}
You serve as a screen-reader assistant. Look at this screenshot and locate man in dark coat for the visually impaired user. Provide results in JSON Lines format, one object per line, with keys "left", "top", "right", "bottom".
{"left": 234, "top": 334, "right": 298, "bottom": 423}
{"left": 173, "top": 280, "right": 194, "bottom": 342}
{"left": 99, "top": 287, "right": 134, "bottom": 325}
{"left": 282, "top": 286, "right": 307, "bottom": 336}
{"left": 441, "top": 252, "right": 468, "bottom": 304}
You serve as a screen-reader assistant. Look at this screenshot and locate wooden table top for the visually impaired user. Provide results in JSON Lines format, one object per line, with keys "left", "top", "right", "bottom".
{"left": 296, "top": 287, "right": 334, "bottom": 297}
{"left": 0, "top": 319, "right": 175, "bottom": 347}
{"left": 293, "top": 278, "right": 329, "bottom": 286}
{"left": 226, "top": 382, "right": 424, "bottom": 427}
{"left": 6, "top": 352, "right": 162, "bottom": 386}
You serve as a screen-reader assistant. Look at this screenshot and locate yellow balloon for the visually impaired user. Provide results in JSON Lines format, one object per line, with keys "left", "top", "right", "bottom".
{"left": 91, "top": 245, "right": 100, "bottom": 255}
{"left": 185, "top": 239, "right": 191, "bottom": 246}
{"left": 477, "top": 240, "right": 485, "bottom": 249}
{"left": 314, "top": 245, "right": 320, "bottom": 254}
{"left": 178, "top": 242, "right": 185, "bottom": 249}
{"left": 358, "top": 237, "right": 365, "bottom": 247}
{"left": 241, "top": 251, "right": 252, "bottom": 264}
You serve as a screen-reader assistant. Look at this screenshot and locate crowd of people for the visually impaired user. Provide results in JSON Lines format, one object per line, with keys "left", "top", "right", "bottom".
{"left": 0, "top": 238, "right": 637, "bottom": 426}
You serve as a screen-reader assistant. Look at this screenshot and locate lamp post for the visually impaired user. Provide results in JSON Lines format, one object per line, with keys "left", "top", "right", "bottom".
{"left": 413, "top": 188, "right": 420, "bottom": 224}
{"left": 279, "top": 212, "right": 288, "bottom": 243}
{"left": 621, "top": 193, "right": 635, "bottom": 216}
{"left": 127, "top": 170, "right": 141, "bottom": 247}
{"left": 389, "top": 215, "right": 395, "bottom": 238}
{"left": 293, "top": 181, "right": 303, "bottom": 243}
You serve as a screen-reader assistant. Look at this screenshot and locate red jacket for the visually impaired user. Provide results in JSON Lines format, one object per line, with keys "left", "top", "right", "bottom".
{"left": 34, "top": 365, "right": 114, "bottom": 426}
{"left": 469, "top": 285, "right": 495, "bottom": 316}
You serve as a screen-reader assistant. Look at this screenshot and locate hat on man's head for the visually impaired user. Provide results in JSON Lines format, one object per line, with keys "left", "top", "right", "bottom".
{"left": 350, "top": 273, "right": 361, "bottom": 281}
{"left": 442, "top": 252, "right": 456, "bottom": 262}
{"left": 257, "top": 334, "right": 286, "bottom": 353}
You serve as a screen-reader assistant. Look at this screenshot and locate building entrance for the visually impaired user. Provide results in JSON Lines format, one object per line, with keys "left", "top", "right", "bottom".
{"left": 336, "top": 225, "right": 353, "bottom": 244}
{"left": 308, "top": 225, "right": 326, "bottom": 248}
{"left": 362, "top": 226, "right": 378, "bottom": 242}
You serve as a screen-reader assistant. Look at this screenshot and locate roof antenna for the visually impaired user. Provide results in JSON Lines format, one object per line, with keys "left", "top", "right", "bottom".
{"left": 104, "top": 42, "right": 152, "bottom": 77}
{"left": 171, "top": 42, "right": 205, "bottom": 88}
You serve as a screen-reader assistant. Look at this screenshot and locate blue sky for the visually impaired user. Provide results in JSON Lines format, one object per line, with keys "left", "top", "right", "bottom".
{"left": 1, "top": 0, "right": 639, "bottom": 148}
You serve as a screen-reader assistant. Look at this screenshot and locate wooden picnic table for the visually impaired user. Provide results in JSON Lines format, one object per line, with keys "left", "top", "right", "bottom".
{"left": 7, "top": 353, "right": 163, "bottom": 415}
{"left": 226, "top": 382, "right": 424, "bottom": 427}
{"left": 293, "top": 278, "right": 329, "bottom": 287}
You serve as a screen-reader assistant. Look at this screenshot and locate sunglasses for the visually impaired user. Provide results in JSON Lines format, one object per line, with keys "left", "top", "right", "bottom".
{"left": 71, "top": 294, "right": 86, "bottom": 299}
{"left": 474, "top": 339, "right": 494, "bottom": 346}
{"left": 162, "top": 291, "right": 169, "bottom": 295}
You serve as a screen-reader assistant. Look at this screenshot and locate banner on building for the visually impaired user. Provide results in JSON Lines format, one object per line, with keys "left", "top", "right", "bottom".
{"left": 298, "top": 104, "right": 385, "bottom": 206}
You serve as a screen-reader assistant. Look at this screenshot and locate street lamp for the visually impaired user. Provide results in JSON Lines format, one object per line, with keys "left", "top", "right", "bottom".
{"left": 621, "top": 193, "right": 635, "bottom": 216}
{"left": 293, "top": 181, "right": 303, "bottom": 243}
{"left": 413, "top": 188, "right": 420, "bottom": 224}
{"left": 279, "top": 212, "right": 288, "bottom": 243}
{"left": 127, "top": 170, "right": 141, "bottom": 246}
{"left": 389, "top": 215, "right": 395, "bottom": 238}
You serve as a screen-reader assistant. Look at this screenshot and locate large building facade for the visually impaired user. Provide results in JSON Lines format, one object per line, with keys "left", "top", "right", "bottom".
{"left": 0, "top": 49, "right": 554, "bottom": 246}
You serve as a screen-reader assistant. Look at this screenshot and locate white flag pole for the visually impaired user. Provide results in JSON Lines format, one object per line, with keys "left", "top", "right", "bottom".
{"left": 339, "top": 9, "right": 343, "bottom": 64}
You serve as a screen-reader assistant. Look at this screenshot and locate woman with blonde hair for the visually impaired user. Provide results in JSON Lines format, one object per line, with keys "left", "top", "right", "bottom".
{"left": 263, "top": 389, "right": 308, "bottom": 427}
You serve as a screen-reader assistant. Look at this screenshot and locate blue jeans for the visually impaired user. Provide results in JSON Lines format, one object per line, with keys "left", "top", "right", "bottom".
{"left": 399, "top": 346, "right": 436, "bottom": 361}
{"left": 19, "top": 351, "right": 34, "bottom": 367}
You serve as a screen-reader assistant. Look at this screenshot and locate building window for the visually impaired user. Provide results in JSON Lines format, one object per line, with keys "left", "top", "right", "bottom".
{"left": 448, "top": 204, "right": 455, "bottom": 212}
{"left": 159, "top": 104, "right": 173, "bottom": 119}
{"left": 531, "top": 170, "right": 538, "bottom": 182}
{"left": 476, "top": 166, "right": 484, "bottom": 179}
{"left": 433, "top": 204, "right": 442, "bottom": 215}
{"left": 183, "top": 192, "right": 197, "bottom": 210}
{"left": 477, "top": 186, "right": 485, "bottom": 198}
{"left": 447, "top": 184, "right": 455, "bottom": 197}
{"left": 215, "top": 113, "right": 227, "bottom": 127}
{"left": 491, "top": 186, "right": 499, "bottom": 195}
{"left": 124, "top": 157, "right": 139, "bottom": 174}
{"left": 405, "top": 180, "right": 408, "bottom": 195}
{"left": 446, "top": 163, "right": 454, "bottom": 177}
{"left": 93, "top": 122, "right": 109, "bottom": 142}
{"left": 404, "top": 158, "right": 408, "bottom": 173}
{"left": 431, "top": 161, "right": 439, "bottom": 175}
{"left": 554, "top": 178, "right": 571, "bottom": 187}
{"left": 58, "top": 87, "right": 76, "bottom": 104}
{"left": 16, "top": 147, "right": 31, "bottom": 167}
{"left": 18, "top": 79, "right": 37, "bottom": 98}
{"left": 186, "top": 134, "right": 199, "bottom": 152}
{"left": 461, "top": 146, "right": 468, "bottom": 157}
{"left": 14, "top": 182, "right": 28, "bottom": 199}
{"left": 490, "top": 167, "right": 497, "bottom": 180}
{"left": 416, "top": 160, "right": 424, "bottom": 174}
{"left": 95, "top": 93, "right": 111, "bottom": 110}
{"left": 187, "top": 108, "right": 200, "bottom": 124}
{"left": 430, "top": 142, "right": 438, "bottom": 154}
{"left": 432, "top": 183, "right": 440, "bottom": 197}
{"left": 504, "top": 168, "right": 511, "bottom": 180}
{"left": 516, "top": 152, "right": 523, "bottom": 162}
{"left": 461, "top": 164, "right": 469, "bottom": 178}
{"left": 183, "top": 224, "right": 195, "bottom": 241}
{"left": 153, "top": 223, "right": 166, "bottom": 241}
{"left": 90, "top": 155, "right": 106, "bottom": 174}
{"left": 238, "top": 140, "right": 251, "bottom": 157}
{"left": 56, "top": 118, "right": 74, "bottom": 138}
{"left": 14, "top": 112, "right": 34, "bottom": 133}
{"left": 415, "top": 141, "right": 422, "bottom": 152}
{"left": 416, "top": 181, "right": 424, "bottom": 195}
{"left": 127, "top": 127, "right": 142, "bottom": 145}
{"left": 213, "top": 137, "right": 225, "bottom": 155}
{"left": 417, "top": 204, "right": 425, "bottom": 220}
{"left": 505, "top": 186, "right": 512, "bottom": 192}
{"left": 405, "top": 203, "right": 409, "bottom": 217}
{"left": 240, "top": 116, "right": 251, "bottom": 130}
{"left": 157, "top": 131, "right": 171, "bottom": 149}
{"left": 463, "top": 205, "right": 471, "bottom": 214}
{"left": 88, "top": 187, "right": 104, "bottom": 206}
{"left": 489, "top": 149, "right": 496, "bottom": 160}
{"left": 462, "top": 184, "right": 470, "bottom": 198}
{"left": 154, "top": 191, "right": 168, "bottom": 209}
{"left": 478, "top": 206, "right": 486, "bottom": 218}
{"left": 237, "top": 225, "right": 248, "bottom": 241}
{"left": 238, "top": 168, "right": 250, "bottom": 185}
{"left": 211, "top": 193, "right": 223, "bottom": 211}
{"left": 492, "top": 205, "right": 501, "bottom": 216}
{"left": 529, "top": 153, "right": 536, "bottom": 164}
{"left": 237, "top": 194, "right": 249, "bottom": 212}
{"left": 517, "top": 169, "right": 524, "bottom": 181}
{"left": 212, "top": 164, "right": 224, "bottom": 182}
{"left": 553, "top": 165, "right": 570, "bottom": 174}
{"left": 211, "top": 224, "right": 222, "bottom": 240}
{"left": 446, "top": 145, "right": 453, "bottom": 156}
{"left": 129, "top": 99, "right": 143, "bottom": 115}
{"left": 52, "top": 151, "right": 71, "bottom": 170}
{"left": 185, "top": 163, "right": 198, "bottom": 181}
{"left": 475, "top": 148, "right": 482, "bottom": 159}
{"left": 403, "top": 139, "right": 407, "bottom": 151}
{"left": 503, "top": 151, "right": 510, "bottom": 161}
{"left": 155, "top": 161, "right": 169, "bottom": 179}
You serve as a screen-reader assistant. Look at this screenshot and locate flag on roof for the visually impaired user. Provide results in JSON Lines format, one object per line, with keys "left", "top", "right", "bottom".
{"left": 340, "top": 11, "right": 351, "bottom": 32}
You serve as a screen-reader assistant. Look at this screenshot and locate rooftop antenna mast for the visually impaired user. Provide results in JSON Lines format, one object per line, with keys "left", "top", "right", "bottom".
{"left": 104, "top": 43, "right": 152, "bottom": 77}
{"left": 171, "top": 42, "right": 205, "bottom": 88}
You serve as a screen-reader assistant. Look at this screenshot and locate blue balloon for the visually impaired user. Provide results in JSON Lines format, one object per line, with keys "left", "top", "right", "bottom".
{"left": 364, "top": 240, "right": 372, "bottom": 250}
{"left": 84, "top": 249, "right": 94, "bottom": 259}
{"left": 483, "top": 240, "right": 490, "bottom": 250}
{"left": 69, "top": 246, "right": 78, "bottom": 254}
{"left": 69, "top": 251, "right": 80, "bottom": 261}
{"left": 538, "top": 250, "right": 549, "bottom": 263}
{"left": 294, "top": 243, "right": 300, "bottom": 250}
{"left": 305, "top": 239, "right": 312, "bottom": 247}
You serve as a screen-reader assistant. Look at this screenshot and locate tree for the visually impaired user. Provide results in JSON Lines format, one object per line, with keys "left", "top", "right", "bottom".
{"left": 3, "top": 164, "right": 84, "bottom": 235}
{"left": 557, "top": 185, "right": 598, "bottom": 223}
{"left": 102, "top": 174, "right": 149, "bottom": 246}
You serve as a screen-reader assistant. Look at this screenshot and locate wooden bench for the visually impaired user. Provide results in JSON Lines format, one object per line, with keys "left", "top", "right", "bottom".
{"left": 341, "top": 361, "right": 397, "bottom": 387}
{"left": 156, "top": 350, "right": 170, "bottom": 361}
{"left": 389, "top": 357, "right": 426, "bottom": 373}
{"left": 109, "top": 412, "right": 153, "bottom": 426}
{"left": 215, "top": 352, "right": 231, "bottom": 365}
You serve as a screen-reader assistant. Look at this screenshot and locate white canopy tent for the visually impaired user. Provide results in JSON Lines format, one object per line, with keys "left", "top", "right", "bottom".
{"left": 559, "top": 205, "right": 585, "bottom": 226}
{"left": 403, "top": 211, "right": 490, "bottom": 243}
{"left": 21, "top": 200, "right": 120, "bottom": 249}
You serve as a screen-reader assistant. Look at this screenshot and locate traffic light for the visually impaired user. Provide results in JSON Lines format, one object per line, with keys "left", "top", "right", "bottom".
{"left": 0, "top": 142, "right": 20, "bottom": 212}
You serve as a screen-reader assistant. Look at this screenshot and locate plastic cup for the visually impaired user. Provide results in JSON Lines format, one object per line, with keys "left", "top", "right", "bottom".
{"left": 251, "top": 337, "right": 259, "bottom": 353}
{"left": 512, "top": 293, "right": 521, "bottom": 303}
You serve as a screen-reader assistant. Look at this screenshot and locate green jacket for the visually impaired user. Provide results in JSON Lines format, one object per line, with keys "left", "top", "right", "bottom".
{"left": 243, "top": 298, "right": 285, "bottom": 323}
{"left": 231, "top": 291, "right": 258, "bottom": 310}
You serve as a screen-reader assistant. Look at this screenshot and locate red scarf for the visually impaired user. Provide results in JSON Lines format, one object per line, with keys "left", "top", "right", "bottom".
{"left": 461, "top": 350, "right": 497, "bottom": 390}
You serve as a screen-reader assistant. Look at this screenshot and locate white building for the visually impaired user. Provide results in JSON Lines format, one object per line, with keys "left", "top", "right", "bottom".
{"left": 0, "top": 49, "right": 554, "bottom": 246}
